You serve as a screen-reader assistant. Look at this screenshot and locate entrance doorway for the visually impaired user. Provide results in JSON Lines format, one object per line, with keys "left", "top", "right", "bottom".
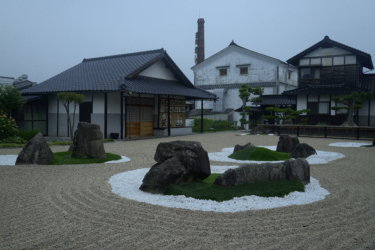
{"left": 79, "top": 102, "right": 92, "bottom": 123}
{"left": 126, "top": 97, "right": 154, "bottom": 138}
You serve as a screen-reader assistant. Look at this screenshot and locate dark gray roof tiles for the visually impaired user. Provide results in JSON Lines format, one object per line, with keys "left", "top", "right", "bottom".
{"left": 283, "top": 84, "right": 367, "bottom": 95}
{"left": 21, "top": 49, "right": 215, "bottom": 100}
{"left": 122, "top": 77, "right": 216, "bottom": 99}
{"left": 260, "top": 95, "right": 296, "bottom": 105}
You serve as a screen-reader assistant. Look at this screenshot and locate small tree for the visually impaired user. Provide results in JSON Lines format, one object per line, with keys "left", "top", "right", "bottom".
{"left": 58, "top": 92, "right": 84, "bottom": 140}
{"left": 331, "top": 91, "right": 372, "bottom": 126}
{"left": 0, "top": 85, "right": 25, "bottom": 117}
{"left": 238, "top": 84, "right": 263, "bottom": 129}
{"left": 265, "top": 107, "right": 310, "bottom": 124}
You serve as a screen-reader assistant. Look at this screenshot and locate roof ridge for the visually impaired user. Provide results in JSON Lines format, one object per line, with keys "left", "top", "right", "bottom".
{"left": 82, "top": 48, "right": 164, "bottom": 62}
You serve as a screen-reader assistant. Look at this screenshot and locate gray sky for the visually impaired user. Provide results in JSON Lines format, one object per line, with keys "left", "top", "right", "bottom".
{"left": 1, "top": 0, "right": 375, "bottom": 83}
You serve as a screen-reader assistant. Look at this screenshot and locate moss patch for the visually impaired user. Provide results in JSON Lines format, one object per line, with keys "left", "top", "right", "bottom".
{"left": 165, "top": 174, "right": 304, "bottom": 202}
{"left": 48, "top": 151, "right": 121, "bottom": 165}
{"left": 228, "top": 147, "right": 291, "bottom": 161}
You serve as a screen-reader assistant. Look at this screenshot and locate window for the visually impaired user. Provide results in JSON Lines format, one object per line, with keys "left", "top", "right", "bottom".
{"left": 333, "top": 56, "right": 344, "bottom": 65}
{"left": 310, "top": 58, "right": 321, "bottom": 65}
{"left": 322, "top": 57, "right": 333, "bottom": 66}
{"left": 288, "top": 70, "right": 292, "bottom": 80}
{"left": 300, "top": 58, "right": 310, "bottom": 66}
{"left": 219, "top": 68, "right": 227, "bottom": 76}
{"left": 345, "top": 55, "right": 356, "bottom": 65}
{"left": 307, "top": 95, "right": 330, "bottom": 114}
{"left": 239, "top": 67, "right": 248, "bottom": 75}
{"left": 300, "top": 68, "right": 320, "bottom": 80}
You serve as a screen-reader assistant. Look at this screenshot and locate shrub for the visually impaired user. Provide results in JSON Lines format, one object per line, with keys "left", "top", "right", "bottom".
{"left": 17, "top": 129, "right": 39, "bottom": 141}
{"left": 193, "top": 118, "right": 236, "bottom": 132}
{"left": 228, "top": 147, "right": 291, "bottom": 161}
{"left": 0, "top": 135, "right": 26, "bottom": 144}
{"left": 0, "top": 114, "right": 19, "bottom": 140}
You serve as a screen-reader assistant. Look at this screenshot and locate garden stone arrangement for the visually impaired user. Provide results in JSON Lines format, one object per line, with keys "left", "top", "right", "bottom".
{"left": 71, "top": 122, "right": 105, "bottom": 159}
{"left": 233, "top": 142, "right": 255, "bottom": 153}
{"left": 214, "top": 158, "right": 310, "bottom": 186}
{"left": 16, "top": 132, "right": 53, "bottom": 165}
{"left": 277, "top": 134, "right": 317, "bottom": 159}
{"left": 140, "top": 140, "right": 211, "bottom": 193}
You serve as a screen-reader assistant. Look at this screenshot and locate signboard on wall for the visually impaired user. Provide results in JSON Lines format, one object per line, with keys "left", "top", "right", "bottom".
{"left": 159, "top": 98, "right": 186, "bottom": 128}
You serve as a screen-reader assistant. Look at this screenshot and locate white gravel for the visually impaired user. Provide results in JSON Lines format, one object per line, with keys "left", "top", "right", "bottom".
{"left": 109, "top": 166, "right": 330, "bottom": 213}
{"left": 208, "top": 146, "right": 345, "bottom": 165}
{"left": 328, "top": 142, "right": 372, "bottom": 147}
{"left": 0, "top": 155, "right": 131, "bottom": 166}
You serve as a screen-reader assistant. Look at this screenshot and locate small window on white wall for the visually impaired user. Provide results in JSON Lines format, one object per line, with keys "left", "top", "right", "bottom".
{"left": 333, "top": 56, "right": 344, "bottom": 65}
{"left": 219, "top": 68, "right": 227, "bottom": 76}
{"left": 239, "top": 67, "right": 248, "bottom": 75}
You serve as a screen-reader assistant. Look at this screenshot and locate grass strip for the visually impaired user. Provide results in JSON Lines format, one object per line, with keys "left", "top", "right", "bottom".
{"left": 165, "top": 174, "right": 304, "bottom": 202}
{"left": 48, "top": 151, "right": 121, "bottom": 165}
{"left": 228, "top": 147, "right": 290, "bottom": 161}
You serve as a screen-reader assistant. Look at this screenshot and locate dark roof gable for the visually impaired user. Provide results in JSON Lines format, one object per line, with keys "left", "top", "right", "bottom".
{"left": 287, "top": 36, "right": 373, "bottom": 70}
{"left": 21, "top": 49, "right": 215, "bottom": 100}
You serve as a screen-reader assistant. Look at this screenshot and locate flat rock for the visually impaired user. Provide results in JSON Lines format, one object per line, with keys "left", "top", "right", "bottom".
{"left": 16, "top": 133, "right": 53, "bottom": 165}
{"left": 214, "top": 158, "right": 310, "bottom": 186}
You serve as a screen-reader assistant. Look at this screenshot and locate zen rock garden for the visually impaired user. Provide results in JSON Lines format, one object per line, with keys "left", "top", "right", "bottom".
{"left": 15, "top": 122, "right": 107, "bottom": 165}
{"left": 140, "top": 135, "right": 315, "bottom": 198}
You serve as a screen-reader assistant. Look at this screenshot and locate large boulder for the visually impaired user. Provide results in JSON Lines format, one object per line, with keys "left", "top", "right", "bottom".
{"left": 233, "top": 143, "right": 255, "bottom": 153}
{"left": 140, "top": 141, "right": 211, "bottom": 193}
{"left": 16, "top": 133, "right": 53, "bottom": 165}
{"left": 291, "top": 143, "right": 317, "bottom": 159}
{"left": 71, "top": 122, "right": 105, "bottom": 159}
{"left": 154, "top": 141, "right": 210, "bottom": 178}
{"left": 214, "top": 158, "right": 310, "bottom": 186}
{"left": 276, "top": 135, "right": 300, "bottom": 153}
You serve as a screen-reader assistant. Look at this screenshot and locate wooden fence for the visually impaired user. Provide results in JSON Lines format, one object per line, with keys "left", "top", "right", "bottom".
{"left": 258, "top": 124, "right": 375, "bottom": 140}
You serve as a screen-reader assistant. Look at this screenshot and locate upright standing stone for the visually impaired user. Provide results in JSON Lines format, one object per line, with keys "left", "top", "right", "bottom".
{"left": 71, "top": 122, "right": 105, "bottom": 159}
{"left": 16, "top": 133, "right": 53, "bottom": 165}
{"left": 276, "top": 135, "right": 300, "bottom": 153}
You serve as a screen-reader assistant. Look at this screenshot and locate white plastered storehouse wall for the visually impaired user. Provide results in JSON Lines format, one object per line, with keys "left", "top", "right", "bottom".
{"left": 192, "top": 43, "right": 297, "bottom": 126}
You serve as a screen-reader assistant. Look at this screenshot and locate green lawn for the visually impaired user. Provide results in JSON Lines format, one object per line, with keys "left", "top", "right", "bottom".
{"left": 164, "top": 174, "right": 304, "bottom": 202}
{"left": 228, "top": 147, "right": 291, "bottom": 161}
{"left": 48, "top": 151, "right": 121, "bottom": 165}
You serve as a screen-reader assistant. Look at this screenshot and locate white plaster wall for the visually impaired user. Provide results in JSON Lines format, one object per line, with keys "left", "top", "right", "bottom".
{"left": 139, "top": 60, "right": 177, "bottom": 80}
{"left": 297, "top": 95, "right": 307, "bottom": 110}
{"left": 224, "top": 89, "right": 243, "bottom": 110}
{"left": 262, "top": 87, "right": 274, "bottom": 95}
{"left": 304, "top": 46, "right": 351, "bottom": 57}
{"left": 93, "top": 93, "right": 105, "bottom": 113}
{"left": 107, "top": 92, "right": 121, "bottom": 114}
{"left": 193, "top": 46, "right": 278, "bottom": 86}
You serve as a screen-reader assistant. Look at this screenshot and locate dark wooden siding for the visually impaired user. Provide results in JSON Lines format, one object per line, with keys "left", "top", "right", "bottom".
{"left": 300, "top": 65, "right": 359, "bottom": 87}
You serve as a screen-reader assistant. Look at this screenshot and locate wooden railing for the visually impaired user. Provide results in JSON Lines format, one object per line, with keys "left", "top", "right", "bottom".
{"left": 258, "top": 124, "right": 375, "bottom": 140}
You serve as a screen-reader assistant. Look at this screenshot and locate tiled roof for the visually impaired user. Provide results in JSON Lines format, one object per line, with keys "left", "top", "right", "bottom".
{"left": 121, "top": 77, "right": 216, "bottom": 100}
{"left": 260, "top": 95, "right": 296, "bottom": 105}
{"left": 287, "top": 36, "right": 373, "bottom": 70}
{"left": 21, "top": 49, "right": 216, "bottom": 100}
{"left": 22, "top": 49, "right": 164, "bottom": 94}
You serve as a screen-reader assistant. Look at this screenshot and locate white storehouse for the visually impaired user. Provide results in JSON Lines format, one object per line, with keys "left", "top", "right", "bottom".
{"left": 190, "top": 41, "right": 298, "bottom": 125}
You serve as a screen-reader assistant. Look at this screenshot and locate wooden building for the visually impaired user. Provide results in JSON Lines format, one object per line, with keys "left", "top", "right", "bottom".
{"left": 284, "top": 36, "right": 375, "bottom": 125}
{"left": 21, "top": 49, "right": 215, "bottom": 138}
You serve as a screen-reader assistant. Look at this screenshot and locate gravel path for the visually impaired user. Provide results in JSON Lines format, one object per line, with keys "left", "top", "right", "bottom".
{"left": 1, "top": 132, "right": 374, "bottom": 249}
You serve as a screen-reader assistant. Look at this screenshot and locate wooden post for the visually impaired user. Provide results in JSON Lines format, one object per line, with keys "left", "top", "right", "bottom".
{"left": 200, "top": 100, "right": 204, "bottom": 133}
{"left": 124, "top": 95, "right": 128, "bottom": 139}
{"left": 104, "top": 92, "right": 108, "bottom": 139}
{"left": 56, "top": 97, "right": 59, "bottom": 137}
{"left": 324, "top": 126, "right": 328, "bottom": 138}
{"left": 167, "top": 96, "right": 171, "bottom": 136}
{"left": 120, "top": 92, "right": 123, "bottom": 139}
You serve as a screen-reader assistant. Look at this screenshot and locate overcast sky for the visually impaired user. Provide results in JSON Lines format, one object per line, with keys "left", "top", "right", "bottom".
{"left": 1, "top": 0, "right": 375, "bottom": 83}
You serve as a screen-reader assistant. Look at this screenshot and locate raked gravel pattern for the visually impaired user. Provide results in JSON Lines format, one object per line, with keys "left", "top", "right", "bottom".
{"left": 1, "top": 132, "right": 375, "bottom": 249}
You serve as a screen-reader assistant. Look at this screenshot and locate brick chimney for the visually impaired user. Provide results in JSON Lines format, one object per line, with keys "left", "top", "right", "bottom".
{"left": 195, "top": 18, "right": 205, "bottom": 64}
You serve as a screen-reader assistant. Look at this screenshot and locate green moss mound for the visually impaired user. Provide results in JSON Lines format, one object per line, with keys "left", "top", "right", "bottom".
{"left": 165, "top": 174, "right": 304, "bottom": 202}
{"left": 228, "top": 147, "right": 291, "bottom": 161}
{"left": 48, "top": 151, "right": 121, "bottom": 165}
